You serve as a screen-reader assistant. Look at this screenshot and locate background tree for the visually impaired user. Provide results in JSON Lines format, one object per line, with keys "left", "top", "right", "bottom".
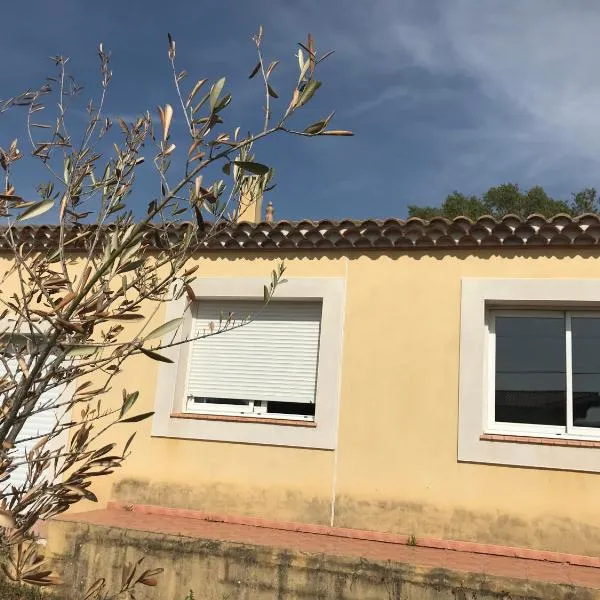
{"left": 408, "top": 183, "right": 597, "bottom": 220}
{"left": 571, "top": 187, "right": 598, "bottom": 214}
{"left": 0, "top": 28, "right": 351, "bottom": 597}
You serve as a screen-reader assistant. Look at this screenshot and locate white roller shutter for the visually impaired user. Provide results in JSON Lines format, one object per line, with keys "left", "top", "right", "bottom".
{"left": 0, "top": 359, "right": 65, "bottom": 488}
{"left": 187, "top": 300, "right": 322, "bottom": 404}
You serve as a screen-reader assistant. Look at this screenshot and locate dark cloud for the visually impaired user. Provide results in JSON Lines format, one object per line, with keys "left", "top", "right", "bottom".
{"left": 2, "top": 0, "right": 600, "bottom": 219}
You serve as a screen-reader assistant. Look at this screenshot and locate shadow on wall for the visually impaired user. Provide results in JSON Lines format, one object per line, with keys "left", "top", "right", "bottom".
{"left": 194, "top": 247, "right": 600, "bottom": 263}
{"left": 113, "top": 478, "right": 331, "bottom": 525}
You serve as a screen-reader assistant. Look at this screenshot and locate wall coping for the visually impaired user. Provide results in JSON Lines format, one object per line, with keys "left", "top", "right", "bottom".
{"left": 93, "top": 501, "right": 600, "bottom": 569}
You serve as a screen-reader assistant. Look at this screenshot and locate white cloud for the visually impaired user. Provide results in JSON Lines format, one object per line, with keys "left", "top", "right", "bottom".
{"left": 345, "top": 85, "right": 411, "bottom": 116}
{"left": 271, "top": 0, "right": 600, "bottom": 190}
{"left": 440, "top": 1, "right": 600, "bottom": 155}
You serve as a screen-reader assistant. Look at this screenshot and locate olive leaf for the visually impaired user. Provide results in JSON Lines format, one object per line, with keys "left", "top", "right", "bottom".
{"left": 298, "top": 80, "right": 321, "bottom": 106}
{"left": 139, "top": 348, "right": 174, "bottom": 363}
{"left": 249, "top": 62, "right": 261, "bottom": 79}
{"left": 119, "top": 411, "right": 155, "bottom": 423}
{"left": 144, "top": 318, "right": 183, "bottom": 341}
{"left": 17, "top": 199, "right": 54, "bottom": 221}
{"left": 65, "top": 346, "right": 98, "bottom": 358}
{"left": 234, "top": 161, "right": 270, "bottom": 175}
{"left": 120, "top": 391, "right": 139, "bottom": 418}
{"left": 209, "top": 77, "right": 226, "bottom": 112}
{"left": 320, "top": 130, "right": 354, "bottom": 136}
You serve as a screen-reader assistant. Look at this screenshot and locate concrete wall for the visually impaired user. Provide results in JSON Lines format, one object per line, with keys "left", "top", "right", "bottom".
{"left": 47, "top": 519, "right": 595, "bottom": 600}
{"left": 63, "top": 249, "right": 600, "bottom": 556}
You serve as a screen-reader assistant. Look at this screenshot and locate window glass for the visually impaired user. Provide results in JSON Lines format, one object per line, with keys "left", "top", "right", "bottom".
{"left": 572, "top": 316, "right": 600, "bottom": 428}
{"left": 495, "top": 315, "right": 566, "bottom": 425}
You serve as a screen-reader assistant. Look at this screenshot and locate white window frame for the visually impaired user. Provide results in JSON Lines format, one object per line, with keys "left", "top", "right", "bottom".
{"left": 486, "top": 309, "right": 600, "bottom": 440}
{"left": 0, "top": 329, "right": 73, "bottom": 488}
{"left": 186, "top": 398, "right": 263, "bottom": 417}
{"left": 459, "top": 278, "right": 600, "bottom": 473}
{"left": 186, "top": 398, "right": 312, "bottom": 422}
{"left": 182, "top": 298, "right": 322, "bottom": 423}
{"left": 151, "top": 277, "right": 345, "bottom": 450}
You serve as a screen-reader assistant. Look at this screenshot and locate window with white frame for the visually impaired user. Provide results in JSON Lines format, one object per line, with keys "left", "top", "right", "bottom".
{"left": 0, "top": 352, "right": 67, "bottom": 488}
{"left": 185, "top": 299, "right": 322, "bottom": 421}
{"left": 487, "top": 310, "right": 600, "bottom": 438}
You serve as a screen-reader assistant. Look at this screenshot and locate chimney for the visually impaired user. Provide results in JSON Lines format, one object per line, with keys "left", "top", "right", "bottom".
{"left": 265, "top": 201, "right": 274, "bottom": 223}
{"left": 235, "top": 176, "right": 263, "bottom": 224}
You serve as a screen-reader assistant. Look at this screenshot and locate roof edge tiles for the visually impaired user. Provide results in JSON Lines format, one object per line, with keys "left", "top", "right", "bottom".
{"left": 3, "top": 213, "right": 600, "bottom": 252}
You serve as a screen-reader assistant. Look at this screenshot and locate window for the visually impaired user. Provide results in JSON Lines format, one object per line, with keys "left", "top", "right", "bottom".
{"left": 459, "top": 278, "right": 600, "bottom": 473}
{"left": 0, "top": 354, "right": 67, "bottom": 488}
{"left": 185, "top": 300, "right": 321, "bottom": 422}
{"left": 488, "top": 311, "right": 600, "bottom": 438}
{"left": 151, "top": 277, "right": 345, "bottom": 449}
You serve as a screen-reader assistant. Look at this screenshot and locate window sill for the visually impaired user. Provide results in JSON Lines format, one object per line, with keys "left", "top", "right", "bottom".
{"left": 170, "top": 412, "right": 317, "bottom": 428}
{"left": 481, "top": 433, "right": 600, "bottom": 448}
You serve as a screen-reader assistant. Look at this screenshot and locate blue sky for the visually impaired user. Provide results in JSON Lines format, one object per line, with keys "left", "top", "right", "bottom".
{"left": 2, "top": 0, "right": 600, "bottom": 221}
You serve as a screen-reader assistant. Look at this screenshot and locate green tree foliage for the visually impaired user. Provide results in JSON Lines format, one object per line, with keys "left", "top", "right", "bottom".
{"left": 408, "top": 184, "right": 598, "bottom": 220}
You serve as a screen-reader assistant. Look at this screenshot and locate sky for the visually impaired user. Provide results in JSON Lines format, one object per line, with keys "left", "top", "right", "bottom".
{"left": 2, "top": 0, "right": 600, "bottom": 221}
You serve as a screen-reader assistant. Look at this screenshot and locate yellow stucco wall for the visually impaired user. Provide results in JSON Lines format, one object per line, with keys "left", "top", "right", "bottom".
{"left": 51, "top": 249, "right": 600, "bottom": 555}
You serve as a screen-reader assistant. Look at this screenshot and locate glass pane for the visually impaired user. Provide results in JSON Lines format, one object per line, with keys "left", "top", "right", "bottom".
{"left": 192, "top": 397, "right": 250, "bottom": 406}
{"left": 572, "top": 317, "right": 600, "bottom": 428}
{"left": 495, "top": 315, "right": 566, "bottom": 426}
{"left": 266, "top": 401, "right": 316, "bottom": 417}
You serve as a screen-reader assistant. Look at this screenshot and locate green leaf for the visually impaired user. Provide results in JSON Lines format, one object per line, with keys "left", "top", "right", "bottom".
{"left": 17, "top": 199, "right": 54, "bottom": 222}
{"left": 249, "top": 62, "right": 261, "bottom": 79}
{"left": 123, "top": 432, "right": 136, "bottom": 456}
{"left": 65, "top": 346, "right": 98, "bottom": 358}
{"left": 119, "top": 411, "right": 154, "bottom": 424}
{"left": 144, "top": 318, "right": 183, "bottom": 341}
{"left": 117, "top": 258, "right": 145, "bottom": 274}
{"left": 267, "top": 84, "right": 279, "bottom": 98}
{"left": 63, "top": 156, "right": 71, "bottom": 183}
{"left": 234, "top": 161, "right": 270, "bottom": 176}
{"left": 263, "top": 285, "right": 269, "bottom": 302}
{"left": 140, "top": 347, "right": 174, "bottom": 363}
{"left": 106, "top": 313, "right": 145, "bottom": 321}
{"left": 84, "top": 489, "right": 98, "bottom": 502}
{"left": 214, "top": 93, "right": 232, "bottom": 113}
{"left": 119, "top": 391, "right": 139, "bottom": 418}
{"left": 303, "top": 120, "right": 327, "bottom": 135}
{"left": 209, "top": 77, "right": 226, "bottom": 112}
{"left": 298, "top": 80, "right": 321, "bottom": 107}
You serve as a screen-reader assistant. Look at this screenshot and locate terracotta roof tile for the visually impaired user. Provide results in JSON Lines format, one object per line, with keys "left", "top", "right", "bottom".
{"left": 4, "top": 213, "right": 600, "bottom": 253}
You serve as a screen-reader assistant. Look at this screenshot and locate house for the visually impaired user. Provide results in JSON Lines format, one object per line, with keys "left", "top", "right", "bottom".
{"left": 32, "top": 208, "right": 600, "bottom": 596}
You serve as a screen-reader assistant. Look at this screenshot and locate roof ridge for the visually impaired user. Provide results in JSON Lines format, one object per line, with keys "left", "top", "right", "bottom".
{"left": 2, "top": 214, "right": 600, "bottom": 251}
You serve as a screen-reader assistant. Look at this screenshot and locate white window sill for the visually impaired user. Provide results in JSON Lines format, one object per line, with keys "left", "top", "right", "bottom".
{"left": 481, "top": 432, "right": 600, "bottom": 449}
{"left": 171, "top": 412, "right": 317, "bottom": 428}
{"left": 485, "top": 424, "right": 600, "bottom": 440}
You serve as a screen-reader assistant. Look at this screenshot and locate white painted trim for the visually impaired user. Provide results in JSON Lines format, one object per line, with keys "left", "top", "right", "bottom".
{"left": 565, "top": 312, "right": 574, "bottom": 433}
{"left": 459, "top": 278, "right": 600, "bottom": 473}
{"left": 151, "top": 277, "right": 345, "bottom": 449}
{"left": 486, "top": 309, "right": 600, "bottom": 439}
{"left": 486, "top": 309, "right": 567, "bottom": 436}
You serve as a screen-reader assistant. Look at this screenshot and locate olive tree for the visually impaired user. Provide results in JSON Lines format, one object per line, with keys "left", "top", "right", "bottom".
{"left": 0, "top": 28, "right": 350, "bottom": 597}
